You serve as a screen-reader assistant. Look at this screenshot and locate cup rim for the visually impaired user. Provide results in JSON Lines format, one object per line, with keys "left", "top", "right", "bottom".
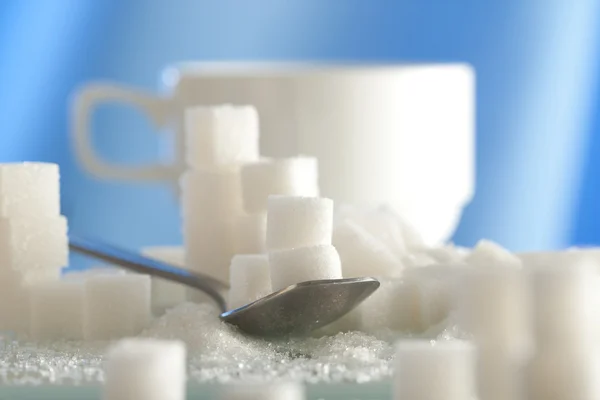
{"left": 161, "top": 61, "right": 471, "bottom": 86}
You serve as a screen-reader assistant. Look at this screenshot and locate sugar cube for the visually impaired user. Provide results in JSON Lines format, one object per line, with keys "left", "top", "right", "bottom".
{"left": 181, "top": 168, "right": 241, "bottom": 283}
{"left": 525, "top": 350, "right": 600, "bottom": 400}
{"left": 141, "top": 246, "right": 187, "bottom": 315}
{"left": 220, "top": 382, "right": 305, "bottom": 400}
{"left": 268, "top": 244, "right": 342, "bottom": 291}
{"left": 529, "top": 254, "right": 597, "bottom": 350}
{"left": 104, "top": 338, "right": 186, "bottom": 400}
{"left": 0, "top": 216, "right": 67, "bottom": 282}
{"left": 185, "top": 105, "right": 259, "bottom": 169}
{"left": 240, "top": 157, "right": 319, "bottom": 213}
{"left": 180, "top": 168, "right": 243, "bottom": 222}
{"left": 62, "top": 266, "right": 125, "bottom": 281}
{"left": 332, "top": 219, "right": 402, "bottom": 278}
{"left": 228, "top": 254, "right": 271, "bottom": 310}
{"left": 401, "top": 253, "right": 437, "bottom": 269}
{"left": 517, "top": 251, "right": 557, "bottom": 268}
{"left": 457, "top": 266, "right": 530, "bottom": 354}
{"left": 234, "top": 213, "right": 266, "bottom": 254}
{"left": 393, "top": 340, "right": 477, "bottom": 400}
{"left": 465, "top": 239, "right": 522, "bottom": 268}
{"left": 477, "top": 350, "right": 524, "bottom": 400}
{"left": 417, "top": 244, "right": 466, "bottom": 264}
{"left": 266, "top": 196, "right": 333, "bottom": 251}
{"left": 83, "top": 274, "right": 151, "bottom": 340}
{"left": 30, "top": 280, "right": 85, "bottom": 340}
{"left": 184, "top": 220, "right": 236, "bottom": 284}
{"left": 141, "top": 247, "right": 185, "bottom": 267}
{"left": 0, "top": 286, "right": 32, "bottom": 336}
{"left": 0, "top": 163, "right": 60, "bottom": 218}
{"left": 186, "top": 286, "right": 229, "bottom": 308}
{"left": 357, "top": 278, "right": 422, "bottom": 334}
{"left": 335, "top": 205, "right": 425, "bottom": 257}
{"left": 406, "top": 264, "right": 466, "bottom": 328}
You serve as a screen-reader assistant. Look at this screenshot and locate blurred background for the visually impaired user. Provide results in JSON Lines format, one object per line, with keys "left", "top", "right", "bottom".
{"left": 0, "top": 0, "right": 599, "bottom": 269}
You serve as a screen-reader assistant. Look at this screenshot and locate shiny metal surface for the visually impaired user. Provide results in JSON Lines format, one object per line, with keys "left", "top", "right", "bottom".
{"left": 70, "top": 235, "right": 380, "bottom": 337}
{"left": 221, "top": 277, "right": 380, "bottom": 336}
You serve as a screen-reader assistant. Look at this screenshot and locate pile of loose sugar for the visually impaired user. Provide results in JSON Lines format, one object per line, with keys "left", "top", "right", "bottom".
{"left": 0, "top": 303, "right": 464, "bottom": 386}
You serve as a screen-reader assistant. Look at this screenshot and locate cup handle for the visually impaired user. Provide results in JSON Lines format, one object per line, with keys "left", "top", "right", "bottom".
{"left": 71, "top": 82, "right": 176, "bottom": 181}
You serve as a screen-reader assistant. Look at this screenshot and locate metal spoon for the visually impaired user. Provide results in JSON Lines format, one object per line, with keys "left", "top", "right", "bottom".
{"left": 69, "top": 235, "right": 380, "bottom": 337}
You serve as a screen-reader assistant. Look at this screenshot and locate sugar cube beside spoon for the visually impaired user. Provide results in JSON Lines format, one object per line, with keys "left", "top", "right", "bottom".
{"left": 69, "top": 235, "right": 379, "bottom": 337}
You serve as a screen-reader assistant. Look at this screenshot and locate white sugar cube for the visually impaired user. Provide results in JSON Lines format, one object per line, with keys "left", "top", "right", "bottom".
{"left": 186, "top": 286, "right": 229, "bottom": 308}
{"left": 181, "top": 168, "right": 243, "bottom": 222}
{"left": 62, "top": 266, "right": 125, "bottom": 281}
{"left": 182, "top": 169, "right": 241, "bottom": 283}
{"left": 335, "top": 205, "right": 425, "bottom": 257}
{"left": 394, "top": 340, "right": 477, "bottom": 400}
{"left": 406, "top": 264, "right": 466, "bottom": 328}
{"left": 517, "top": 251, "right": 557, "bottom": 268}
{"left": 240, "top": 157, "right": 319, "bottom": 213}
{"left": 0, "top": 216, "right": 67, "bottom": 282}
{"left": 268, "top": 244, "right": 342, "bottom": 291}
{"left": 220, "top": 382, "right": 305, "bottom": 400}
{"left": 0, "top": 163, "right": 60, "bottom": 218}
{"left": 358, "top": 278, "right": 422, "bottom": 333}
{"left": 266, "top": 196, "right": 333, "bottom": 251}
{"left": 185, "top": 105, "right": 259, "bottom": 169}
{"left": 234, "top": 213, "right": 266, "bottom": 254}
{"left": 0, "top": 287, "right": 32, "bottom": 336}
{"left": 141, "top": 246, "right": 187, "bottom": 315}
{"left": 104, "top": 338, "right": 186, "bottom": 400}
{"left": 418, "top": 245, "right": 466, "bottom": 264}
{"left": 525, "top": 350, "right": 600, "bottom": 400}
{"left": 465, "top": 239, "right": 522, "bottom": 268}
{"left": 228, "top": 254, "right": 271, "bottom": 310}
{"left": 184, "top": 220, "right": 235, "bottom": 285}
{"left": 332, "top": 219, "right": 402, "bottom": 278}
{"left": 30, "top": 280, "right": 84, "bottom": 340}
{"left": 529, "top": 255, "right": 597, "bottom": 350}
{"left": 457, "top": 266, "right": 530, "bottom": 354}
{"left": 477, "top": 351, "right": 523, "bottom": 400}
{"left": 83, "top": 274, "right": 151, "bottom": 340}
{"left": 401, "top": 253, "right": 437, "bottom": 269}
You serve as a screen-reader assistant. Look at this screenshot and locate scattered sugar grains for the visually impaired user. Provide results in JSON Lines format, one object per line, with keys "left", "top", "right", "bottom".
{"left": 141, "top": 303, "right": 401, "bottom": 384}
{"left": 0, "top": 299, "right": 467, "bottom": 385}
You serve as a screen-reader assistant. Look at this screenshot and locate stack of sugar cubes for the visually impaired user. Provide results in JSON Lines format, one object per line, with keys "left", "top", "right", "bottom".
{"left": 0, "top": 163, "right": 68, "bottom": 336}
{"left": 265, "top": 195, "right": 342, "bottom": 293}
{"left": 0, "top": 163, "right": 151, "bottom": 341}
{"left": 181, "top": 104, "right": 323, "bottom": 310}
{"left": 180, "top": 105, "right": 260, "bottom": 304}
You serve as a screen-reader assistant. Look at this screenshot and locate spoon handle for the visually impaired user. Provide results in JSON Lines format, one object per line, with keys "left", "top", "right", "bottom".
{"left": 68, "top": 235, "right": 227, "bottom": 312}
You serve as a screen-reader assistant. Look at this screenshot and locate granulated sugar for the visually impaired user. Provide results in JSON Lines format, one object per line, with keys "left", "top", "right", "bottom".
{"left": 0, "top": 303, "right": 463, "bottom": 386}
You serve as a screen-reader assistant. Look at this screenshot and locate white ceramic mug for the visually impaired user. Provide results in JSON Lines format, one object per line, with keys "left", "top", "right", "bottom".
{"left": 72, "top": 62, "right": 475, "bottom": 245}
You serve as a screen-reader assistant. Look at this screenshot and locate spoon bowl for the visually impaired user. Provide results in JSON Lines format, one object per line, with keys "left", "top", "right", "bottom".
{"left": 221, "top": 277, "right": 379, "bottom": 336}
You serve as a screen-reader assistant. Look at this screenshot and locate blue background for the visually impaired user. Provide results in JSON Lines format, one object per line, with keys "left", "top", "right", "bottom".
{"left": 0, "top": 0, "right": 599, "bottom": 269}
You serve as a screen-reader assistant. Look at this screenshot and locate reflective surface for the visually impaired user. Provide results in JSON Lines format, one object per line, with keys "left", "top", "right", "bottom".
{"left": 221, "top": 277, "right": 380, "bottom": 336}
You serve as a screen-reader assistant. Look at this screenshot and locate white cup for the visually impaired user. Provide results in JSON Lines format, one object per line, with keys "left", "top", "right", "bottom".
{"left": 71, "top": 62, "right": 475, "bottom": 245}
